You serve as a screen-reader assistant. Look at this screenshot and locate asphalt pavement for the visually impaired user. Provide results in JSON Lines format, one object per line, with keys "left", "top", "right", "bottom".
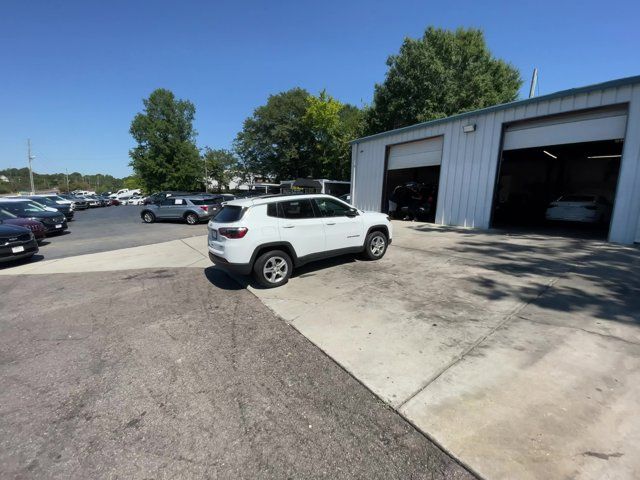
{"left": 40, "top": 205, "right": 208, "bottom": 260}
{"left": 0, "top": 266, "right": 473, "bottom": 479}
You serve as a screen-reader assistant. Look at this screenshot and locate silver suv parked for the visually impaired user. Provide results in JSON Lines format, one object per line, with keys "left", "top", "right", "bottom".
{"left": 140, "top": 196, "right": 218, "bottom": 225}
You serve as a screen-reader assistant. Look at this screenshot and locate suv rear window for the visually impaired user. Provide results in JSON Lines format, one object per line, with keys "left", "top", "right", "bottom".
{"left": 190, "top": 199, "right": 212, "bottom": 205}
{"left": 213, "top": 205, "right": 244, "bottom": 223}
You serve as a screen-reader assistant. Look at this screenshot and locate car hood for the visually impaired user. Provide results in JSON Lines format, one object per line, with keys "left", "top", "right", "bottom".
{"left": 0, "top": 223, "right": 32, "bottom": 235}
{"left": 22, "top": 211, "right": 64, "bottom": 220}
{"left": 2, "top": 218, "right": 43, "bottom": 228}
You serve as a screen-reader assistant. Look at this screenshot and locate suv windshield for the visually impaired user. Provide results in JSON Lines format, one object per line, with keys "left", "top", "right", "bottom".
{"left": 213, "top": 205, "right": 244, "bottom": 223}
{"left": 0, "top": 208, "right": 18, "bottom": 220}
{"left": 32, "top": 197, "right": 56, "bottom": 206}
{"left": 0, "top": 202, "right": 46, "bottom": 214}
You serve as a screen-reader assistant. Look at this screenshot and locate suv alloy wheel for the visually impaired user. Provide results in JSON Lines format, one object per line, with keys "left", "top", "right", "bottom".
{"left": 253, "top": 250, "right": 293, "bottom": 288}
{"left": 363, "top": 231, "right": 387, "bottom": 260}
{"left": 142, "top": 211, "right": 155, "bottom": 223}
{"left": 185, "top": 212, "right": 199, "bottom": 225}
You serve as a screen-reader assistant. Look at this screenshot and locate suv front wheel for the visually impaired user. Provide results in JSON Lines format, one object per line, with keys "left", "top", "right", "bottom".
{"left": 253, "top": 250, "right": 293, "bottom": 288}
{"left": 363, "top": 231, "right": 388, "bottom": 260}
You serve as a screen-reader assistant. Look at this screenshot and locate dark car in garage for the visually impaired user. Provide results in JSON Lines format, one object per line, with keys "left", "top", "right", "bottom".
{"left": 0, "top": 208, "right": 46, "bottom": 240}
{"left": 0, "top": 224, "right": 39, "bottom": 264}
{"left": 0, "top": 199, "right": 68, "bottom": 235}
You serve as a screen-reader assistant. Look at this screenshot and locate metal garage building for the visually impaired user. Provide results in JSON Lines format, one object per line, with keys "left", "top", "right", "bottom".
{"left": 350, "top": 75, "right": 640, "bottom": 244}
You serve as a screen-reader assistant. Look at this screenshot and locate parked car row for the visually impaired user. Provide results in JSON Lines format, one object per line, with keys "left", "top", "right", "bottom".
{"left": 0, "top": 196, "right": 74, "bottom": 265}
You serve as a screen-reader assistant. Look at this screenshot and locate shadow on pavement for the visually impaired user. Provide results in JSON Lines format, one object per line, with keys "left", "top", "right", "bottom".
{"left": 444, "top": 232, "right": 640, "bottom": 325}
{"left": 204, "top": 254, "right": 361, "bottom": 290}
{"left": 203, "top": 266, "right": 246, "bottom": 290}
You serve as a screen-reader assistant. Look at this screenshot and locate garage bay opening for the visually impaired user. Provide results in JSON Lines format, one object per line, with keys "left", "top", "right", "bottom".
{"left": 493, "top": 139, "right": 623, "bottom": 237}
{"left": 491, "top": 106, "right": 627, "bottom": 239}
{"left": 384, "top": 136, "right": 443, "bottom": 222}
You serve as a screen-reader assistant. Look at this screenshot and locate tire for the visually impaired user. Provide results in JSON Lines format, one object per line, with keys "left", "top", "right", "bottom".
{"left": 253, "top": 250, "right": 293, "bottom": 288}
{"left": 362, "top": 230, "right": 388, "bottom": 260}
{"left": 142, "top": 211, "right": 155, "bottom": 223}
{"left": 185, "top": 212, "right": 199, "bottom": 225}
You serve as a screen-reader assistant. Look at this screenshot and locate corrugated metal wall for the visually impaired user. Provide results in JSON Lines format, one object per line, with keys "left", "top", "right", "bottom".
{"left": 351, "top": 81, "right": 640, "bottom": 244}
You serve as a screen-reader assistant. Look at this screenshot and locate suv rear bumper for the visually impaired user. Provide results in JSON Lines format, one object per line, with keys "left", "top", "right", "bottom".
{"left": 208, "top": 252, "right": 252, "bottom": 275}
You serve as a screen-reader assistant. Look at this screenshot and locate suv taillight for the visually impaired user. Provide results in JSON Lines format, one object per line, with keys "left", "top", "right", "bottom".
{"left": 199, "top": 205, "right": 209, "bottom": 212}
{"left": 218, "top": 227, "right": 248, "bottom": 239}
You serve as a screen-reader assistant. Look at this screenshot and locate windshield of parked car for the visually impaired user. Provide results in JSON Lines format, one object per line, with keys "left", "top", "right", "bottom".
{"left": 0, "top": 201, "right": 46, "bottom": 214}
{"left": 32, "top": 196, "right": 56, "bottom": 206}
{"left": 213, "top": 205, "right": 244, "bottom": 222}
{"left": 0, "top": 208, "right": 18, "bottom": 219}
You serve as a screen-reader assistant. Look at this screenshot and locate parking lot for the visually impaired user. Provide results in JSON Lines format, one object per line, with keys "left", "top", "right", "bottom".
{"left": 2, "top": 210, "right": 640, "bottom": 479}
{"left": 37, "top": 205, "right": 208, "bottom": 260}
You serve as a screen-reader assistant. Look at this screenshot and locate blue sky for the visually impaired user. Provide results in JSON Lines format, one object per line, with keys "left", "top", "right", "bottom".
{"left": 1, "top": 0, "right": 638, "bottom": 178}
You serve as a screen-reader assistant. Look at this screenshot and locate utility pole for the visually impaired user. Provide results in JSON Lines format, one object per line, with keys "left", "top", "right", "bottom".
{"left": 27, "top": 139, "right": 36, "bottom": 194}
{"left": 65, "top": 169, "right": 70, "bottom": 192}
{"left": 529, "top": 68, "right": 538, "bottom": 99}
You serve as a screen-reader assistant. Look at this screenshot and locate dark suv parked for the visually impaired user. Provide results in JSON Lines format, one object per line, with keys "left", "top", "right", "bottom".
{"left": 26, "top": 195, "right": 75, "bottom": 221}
{"left": 0, "top": 224, "right": 38, "bottom": 264}
{"left": 0, "top": 200, "right": 68, "bottom": 235}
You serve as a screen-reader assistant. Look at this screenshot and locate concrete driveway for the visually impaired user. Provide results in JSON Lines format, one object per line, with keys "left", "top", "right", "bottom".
{"left": 245, "top": 221, "right": 640, "bottom": 480}
{"left": 3, "top": 219, "right": 639, "bottom": 479}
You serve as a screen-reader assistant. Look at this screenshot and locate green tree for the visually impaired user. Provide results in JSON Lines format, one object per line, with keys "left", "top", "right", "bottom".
{"left": 234, "top": 88, "right": 313, "bottom": 180}
{"left": 129, "top": 89, "right": 201, "bottom": 192}
{"left": 123, "top": 176, "right": 143, "bottom": 190}
{"left": 366, "top": 27, "right": 522, "bottom": 134}
{"left": 234, "top": 88, "right": 363, "bottom": 181}
{"left": 303, "top": 91, "right": 364, "bottom": 180}
{"left": 202, "top": 148, "right": 239, "bottom": 191}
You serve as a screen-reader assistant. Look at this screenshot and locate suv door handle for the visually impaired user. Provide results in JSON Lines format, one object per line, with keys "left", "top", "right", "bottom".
{"left": 326, "top": 222, "right": 336, "bottom": 225}
{"left": 282, "top": 225, "right": 295, "bottom": 229}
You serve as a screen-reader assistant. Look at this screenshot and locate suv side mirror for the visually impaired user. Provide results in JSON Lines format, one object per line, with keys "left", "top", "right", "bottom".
{"left": 345, "top": 208, "right": 359, "bottom": 217}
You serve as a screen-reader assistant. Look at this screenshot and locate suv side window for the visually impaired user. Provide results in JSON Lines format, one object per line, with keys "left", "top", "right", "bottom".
{"left": 160, "top": 198, "right": 175, "bottom": 206}
{"left": 278, "top": 199, "right": 315, "bottom": 219}
{"left": 267, "top": 203, "right": 278, "bottom": 217}
{"left": 314, "top": 198, "right": 352, "bottom": 217}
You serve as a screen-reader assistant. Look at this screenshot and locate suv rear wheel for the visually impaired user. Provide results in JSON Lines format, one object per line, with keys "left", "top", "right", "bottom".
{"left": 185, "top": 212, "right": 199, "bottom": 225}
{"left": 253, "top": 250, "right": 292, "bottom": 288}
{"left": 363, "top": 231, "right": 388, "bottom": 260}
{"left": 142, "top": 211, "right": 155, "bottom": 223}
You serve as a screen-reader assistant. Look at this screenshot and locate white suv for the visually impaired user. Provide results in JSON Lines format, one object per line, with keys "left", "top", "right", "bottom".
{"left": 207, "top": 194, "right": 392, "bottom": 288}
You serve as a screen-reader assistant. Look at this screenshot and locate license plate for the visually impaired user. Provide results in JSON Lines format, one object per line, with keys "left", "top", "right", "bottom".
{"left": 11, "top": 246, "right": 25, "bottom": 253}
{"left": 55, "top": 224, "right": 62, "bottom": 229}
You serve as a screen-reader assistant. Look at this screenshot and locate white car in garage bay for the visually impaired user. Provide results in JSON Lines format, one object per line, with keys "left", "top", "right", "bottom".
{"left": 545, "top": 194, "right": 611, "bottom": 224}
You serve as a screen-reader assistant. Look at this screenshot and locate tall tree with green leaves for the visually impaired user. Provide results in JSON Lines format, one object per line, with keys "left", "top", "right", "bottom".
{"left": 234, "top": 88, "right": 363, "bottom": 180}
{"left": 366, "top": 27, "right": 522, "bottom": 134}
{"left": 304, "top": 91, "right": 364, "bottom": 180}
{"left": 234, "top": 88, "right": 313, "bottom": 180}
{"left": 129, "top": 89, "right": 201, "bottom": 192}
{"left": 202, "top": 148, "right": 239, "bottom": 191}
